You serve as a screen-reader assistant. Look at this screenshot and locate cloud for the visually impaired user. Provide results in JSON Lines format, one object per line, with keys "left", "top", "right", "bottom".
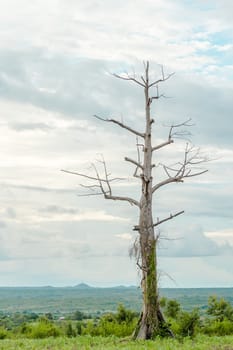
{"left": 39, "top": 205, "right": 77, "bottom": 215}
{"left": 115, "top": 233, "right": 133, "bottom": 240}
{"left": 158, "top": 226, "right": 233, "bottom": 258}
{"left": 0, "top": 221, "right": 6, "bottom": 228}
{"left": 8, "top": 122, "right": 54, "bottom": 132}
{"left": 6, "top": 208, "right": 16, "bottom": 219}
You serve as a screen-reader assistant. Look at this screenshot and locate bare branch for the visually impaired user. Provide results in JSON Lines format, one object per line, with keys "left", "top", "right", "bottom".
{"left": 61, "top": 169, "right": 108, "bottom": 183}
{"left": 153, "top": 210, "right": 184, "bottom": 228}
{"left": 152, "top": 119, "right": 193, "bottom": 152}
{"left": 112, "top": 73, "right": 146, "bottom": 87}
{"left": 153, "top": 141, "right": 208, "bottom": 193}
{"left": 152, "top": 139, "right": 174, "bottom": 152}
{"left": 62, "top": 158, "right": 140, "bottom": 208}
{"left": 94, "top": 115, "right": 145, "bottom": 138}
{"left": 77, "top": 192, "right": 103, "bottom": 197}
{"left": 152, "top": 176, "right": 183, "bottom": 193}
{"left": 148, "top": 72, "right": 175, "bottom": 88}
{"left": 105, "top": 193, "right": 140, "bottom": 207}
{"left": 125, "top": 156, "right": 143, "bottom": 170}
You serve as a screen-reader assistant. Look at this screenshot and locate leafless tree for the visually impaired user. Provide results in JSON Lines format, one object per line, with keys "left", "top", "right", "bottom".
{"left": 62, "top": 61, "right": 208, "bottom": 340}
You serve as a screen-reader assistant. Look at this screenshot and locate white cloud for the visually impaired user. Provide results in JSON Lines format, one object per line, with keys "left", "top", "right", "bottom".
{"left": 115, "top": 233, "right": 133, "bottom": 240}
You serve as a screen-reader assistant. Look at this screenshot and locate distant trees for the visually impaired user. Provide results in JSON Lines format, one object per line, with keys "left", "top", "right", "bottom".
{"left": 207, "top": 296, "right": 233, "bottom": 321}
{"left": 1, "top": 297, "right": 233, "bottom": 339}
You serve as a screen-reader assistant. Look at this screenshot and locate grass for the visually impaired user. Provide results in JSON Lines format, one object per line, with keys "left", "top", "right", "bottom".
{"left": 1, "top": 335, "right": 233, "bottom": 350}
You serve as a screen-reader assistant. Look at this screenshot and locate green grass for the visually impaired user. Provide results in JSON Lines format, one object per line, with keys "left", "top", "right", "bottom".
{"left": 1, "top": 335, "right": 233, "bottom": 350}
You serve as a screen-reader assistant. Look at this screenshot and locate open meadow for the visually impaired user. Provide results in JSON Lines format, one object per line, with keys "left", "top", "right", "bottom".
{"left": 1, "top": 335, "right": 233, "bottom": 350}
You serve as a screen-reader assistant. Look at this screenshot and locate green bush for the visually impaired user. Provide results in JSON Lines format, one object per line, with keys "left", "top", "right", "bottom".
{"left": 0, "top": 327, "right": 8, "bottom": 339}
{"left": 203, "top": 318, "right": 233, "bottom": 336}
{"left": 76, "top": 321, "right": 82, "bottom": 335}
{"left": 20, "top": 318, "right": 61, "bottom": 339}
{"left": 30, "top": 322, "right": 61, "bottom": 339}
{"left": 115, "top": 304, "right": 138, "bottom": 324}
{"left": 165, "top": 299, "right": 181, "bottom": 319}
{"left": 207, "top": 296, "right": 233, "bottom": 321}
{"left": 81, "top": 306, "right": 138, "bottom": 338}
{"left": 65, "top": 322, "right": 76, "bottom": 337}
{"left": 82, "top": 318, "right": 137, "bottom": 337}
{"left": 176, "top": 309, "right": 200, "bottom": 338}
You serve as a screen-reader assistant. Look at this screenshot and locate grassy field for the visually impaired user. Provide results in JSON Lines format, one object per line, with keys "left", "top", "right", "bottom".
{"left": 1, "top": 335, "right": 233, "bottom": 350}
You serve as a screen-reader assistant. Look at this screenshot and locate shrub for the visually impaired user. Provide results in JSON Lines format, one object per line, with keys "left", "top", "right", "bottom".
{"left": 0, "top": 327, "right": 8, "bottom": 339}
{"left": 203, "top": 318, "right": 233, "bottom": 336}
{"left": 30, "top": 322, "right": 61, "bottom": 339}
{"left": 165, "top": 299, "right": 181, "bottom": 319}
{"left": 65, "top": 322, "right": 76, "bottom": 337}
{"left": 20, "top": 318, "right": 61, "bottom": 339}
{"left": 176, "top": 309, "right": 200, "bottom": 338}
{"left": 81, "top": 306, "right": 138, "bottom": 338}
{"left": 207, "top": 296, "right": 233, "bottom": 321}
{"left": 72, "top": 310, "right": 87, "bottom": 320}
{"left": 76, "top": 321, "right": 82, "bottom": 335}
{"left": 115, "top": 304, "right": 138, "bottom": 324}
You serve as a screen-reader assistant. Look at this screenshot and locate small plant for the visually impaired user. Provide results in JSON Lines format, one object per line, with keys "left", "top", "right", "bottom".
{"left": 207, "top": 296, "right": 233, "bottom": 321}
{"left": 0, "top": 327, "right": 8, "bottom": 339}
{"left": 165, "top": 299, "right": 181, "bottom": 319}
{"left": 177, "top": 309, "right": 200, "bottom": 338}
{"left": 203, "top": 318, "right": 233, "bottom": 336}
{"left": 65, "top": 322, "right": 76, "bottom": 337}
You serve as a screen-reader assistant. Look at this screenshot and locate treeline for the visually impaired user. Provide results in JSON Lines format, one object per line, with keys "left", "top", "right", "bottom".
{"left": 0, "top": 296, "right": 233, "bottom": 339}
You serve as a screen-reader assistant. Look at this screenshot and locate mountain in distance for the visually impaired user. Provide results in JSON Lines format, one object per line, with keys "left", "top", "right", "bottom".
{"left": 73, "top": 283, "right": 137, "bottom": 289}
{"left": 73, "top": 283, "right": 92, "bottom": 289}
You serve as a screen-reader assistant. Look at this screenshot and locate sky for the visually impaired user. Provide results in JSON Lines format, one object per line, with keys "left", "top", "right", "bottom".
{"left": 0, "top": 0, "right": 233, "bottom": 288}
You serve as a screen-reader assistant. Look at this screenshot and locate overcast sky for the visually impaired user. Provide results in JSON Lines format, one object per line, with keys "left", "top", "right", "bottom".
{"left": 0, "top": 0, "right": 233, "bottom": 287}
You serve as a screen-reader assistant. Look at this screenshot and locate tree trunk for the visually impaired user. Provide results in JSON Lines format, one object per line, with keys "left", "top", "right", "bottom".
{"left": 133, "top": 196, "right": 167, "bottom": 339}
{"left": 133, "top": 63, "right": 172, "bottom": 340}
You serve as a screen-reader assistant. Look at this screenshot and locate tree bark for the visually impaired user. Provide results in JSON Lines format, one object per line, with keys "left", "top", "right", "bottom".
{"left": 133, "top": 63, "right": 171, "bottom": 340}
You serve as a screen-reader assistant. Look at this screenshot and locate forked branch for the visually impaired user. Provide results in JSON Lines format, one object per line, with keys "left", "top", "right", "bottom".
{"left": 152, "top": 118, "right": 193, "bottom": 152}
{"left": 112, "top": 72, "right": 146, "bottom": 88}
{"left": 112, "top": 62, "right": 174, "bottom": 91}
{"left": 152, "top": 143, "right": 208, "bottom": 193}
{"left": 61, "top": 158, "right": 140, "bottom": 208}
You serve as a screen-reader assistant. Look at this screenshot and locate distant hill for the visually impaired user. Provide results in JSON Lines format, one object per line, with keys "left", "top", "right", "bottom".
{"left": 74, "top": 283, "right": 92, "bottom": 289}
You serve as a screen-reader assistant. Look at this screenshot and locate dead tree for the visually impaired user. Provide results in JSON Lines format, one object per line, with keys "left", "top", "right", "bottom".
{"left": 62, "top": 61, "right": 207, "bottom": 340}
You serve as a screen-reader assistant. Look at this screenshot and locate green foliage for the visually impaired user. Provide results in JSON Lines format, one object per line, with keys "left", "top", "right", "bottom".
{"left": 159, "top": 296, "right": 167, "bottom": 308}
{"left": 65, "top": 322, "right": 76, "bottom": 337}
{"left": 82, "top": 318, "right": 137, "bottom": 337}
{"left": 21, "top": 318, "right": 61, "bottom": 339}
{"left": 207, "top": 295, "right": 233, "bottom": 321}
{"left": 81, "top": 304, "right": 138, "bottom": 337}
{"left": 0, "top": 327, "right": 8, "bottom": 339}
{"left": 2, "top": 298, "right": 233, "bottom": 341}
{"left": 203, "top": 318, "right": 233, "bottom": 336}
{"left": 115, "top": 304, "right": 138, "bottom": 323}
{"left": 76, "top": 321, "right": 82, "bottom": 335}
{"left": 176, "top": 308, "right": 200, "bottom": 338}
{"left": 165, "top": 299, "right": 181, "bottom": 319}
{"left": 71, "top": 310, "right": 87, "bottom": 320}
